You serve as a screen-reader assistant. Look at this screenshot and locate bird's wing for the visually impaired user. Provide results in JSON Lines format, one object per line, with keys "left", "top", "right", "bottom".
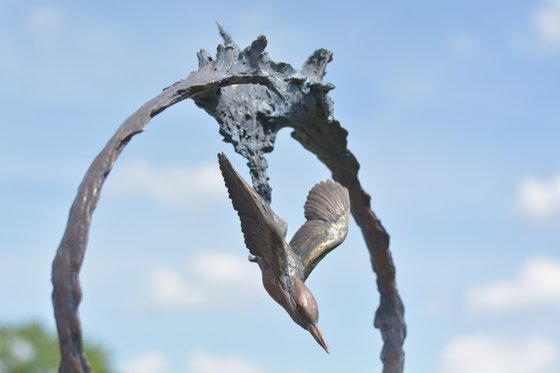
{"left": 218, "top": 153, "right": 286, "bottom": 269}
{"left": 290, "top": 180, "right": 350, "bottom": 280}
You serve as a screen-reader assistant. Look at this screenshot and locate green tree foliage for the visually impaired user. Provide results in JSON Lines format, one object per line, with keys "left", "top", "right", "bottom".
{"left": 0, "top": 322, "right": 112, "bottom": 373}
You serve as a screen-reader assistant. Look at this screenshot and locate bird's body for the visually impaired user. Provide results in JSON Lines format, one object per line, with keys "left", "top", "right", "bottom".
{"left": 218, "top": 153, "right": 350, "bottom": 352}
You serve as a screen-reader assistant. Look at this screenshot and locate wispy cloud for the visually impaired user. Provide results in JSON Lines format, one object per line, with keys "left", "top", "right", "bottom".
{"left": 534, "top": 0, "right": 560, "bottom": 49}
{"left": 187, "top": 351, "right": 263, "bottom": 373}
{"left": 467, "top": 257, "right": 560, "bottom": 313}
{"left": 516, "top": 174, "right": 560, "bottom": 220}
{"left": 515, "top": 0, "right": 560, "bottom": 53}
{"left": 1, "top": 4, "right": 162, "bottom": 104}
{"left": 447, "top": 33, "right": 480, "bottom": 56}
{"left": 109, "top": 160, "right": 225, "bottom": 208}
{"left": 119, "top": 351, "right": 168, "bottom": 373}
{"left": 26, "top": 6, "right": 62, "bottom": 46}
{"left": 440, "top": 334, "right": 559, "bottom": 373}
{"left": 147, "top": 251, "right": 263, "bottom": 311}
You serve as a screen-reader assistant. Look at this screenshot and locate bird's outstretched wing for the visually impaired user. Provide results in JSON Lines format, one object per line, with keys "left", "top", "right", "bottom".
{"left": 218, "top": 153, "right": 286, "bottom": 269}
{"left": 290, "top": 180, "right": 350, "bottom": 280}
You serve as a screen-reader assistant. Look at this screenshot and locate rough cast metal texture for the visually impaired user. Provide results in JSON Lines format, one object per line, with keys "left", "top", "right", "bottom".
{"left": 51, "top": 28, "right": 406, "bottom": 373}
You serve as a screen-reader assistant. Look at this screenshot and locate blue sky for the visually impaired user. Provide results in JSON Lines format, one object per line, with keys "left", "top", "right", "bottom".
{"left": 1, "top": 1, "right": 560, "bottom": 372}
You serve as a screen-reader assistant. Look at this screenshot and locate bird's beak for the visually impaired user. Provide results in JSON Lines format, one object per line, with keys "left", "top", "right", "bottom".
{"left": 308, "top": 324, "right": 329, "bottom": 353}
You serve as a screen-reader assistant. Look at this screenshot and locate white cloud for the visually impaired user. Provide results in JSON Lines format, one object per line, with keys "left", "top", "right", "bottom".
{"left": 147, "top": 251, "right": 263, "bottom": 311}
{"left": 440, "top": 334, "right": 559, "bottom": 373}
{"left": 148, "top": 267, "right": 206, "bottom": 309}
{"left": 517, "top": 174, "right": 560, "bottom": 220}
{"left": 109, "top": 160, "right": 225, "bottom": 208}
{"left": 467, "top": 257, "right": 560, "bottom": 313}
{"left": 517, "top": 0, "right": 560, "bottom": 53}
{"left": 119, "top": 351, "right": 168, "bottom": 373}
{"left": 26, "top": 6, "right": 62, "bottom": 45}
{"left": 447, "top": 34, "right": 480, "bottom": 56}
{"left": 534, "top": 0, "right": 560, "bottom": 48}
{"left": 187, "top": 351, "right": 263, "bottom": 373}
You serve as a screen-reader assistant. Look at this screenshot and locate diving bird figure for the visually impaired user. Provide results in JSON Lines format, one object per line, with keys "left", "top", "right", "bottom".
{"left": 218, "top": 153, "right": 351, "bottom": 353}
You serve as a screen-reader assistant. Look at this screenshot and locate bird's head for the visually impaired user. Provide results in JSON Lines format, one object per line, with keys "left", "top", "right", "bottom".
{"left": 287, "top": 278, "right": 329, "bottom": 353}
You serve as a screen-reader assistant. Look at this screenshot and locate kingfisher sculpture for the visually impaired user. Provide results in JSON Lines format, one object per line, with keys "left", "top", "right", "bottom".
{"left": 218, "top": 153, "right": 351, "bottom": 352}
{"left": 51, "top": 29, "right": 405, "bottom": 373}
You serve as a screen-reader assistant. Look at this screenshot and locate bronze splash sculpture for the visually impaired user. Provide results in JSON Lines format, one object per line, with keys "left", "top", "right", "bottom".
{"left": 218, "top": 153, "right": 350, "bottom": 352}
{"left": 51, "top": 26, "right": 405, "bottom": 373}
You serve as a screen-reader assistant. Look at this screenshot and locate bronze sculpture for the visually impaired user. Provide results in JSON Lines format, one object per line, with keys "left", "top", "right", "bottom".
{"left": 218, "top": 153, "right": 350, "bottom": 352}
{"left": 51, "top": 28, "right": 406, "bottom": 372}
